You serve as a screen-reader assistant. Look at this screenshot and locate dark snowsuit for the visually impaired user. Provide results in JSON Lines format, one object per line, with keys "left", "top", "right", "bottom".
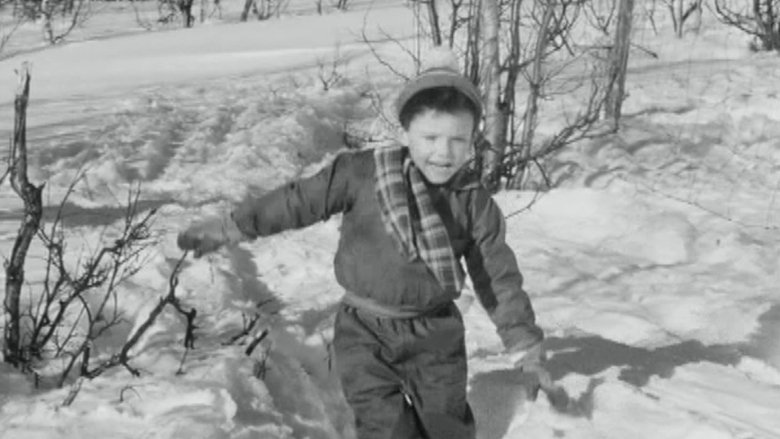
{"left": 231, "top": 148, "right": 543, "bottom": 439}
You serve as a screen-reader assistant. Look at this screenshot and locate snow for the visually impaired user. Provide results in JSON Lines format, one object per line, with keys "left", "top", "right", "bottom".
{"left": 1, "top": 1, "right": 780, "bottom": 438}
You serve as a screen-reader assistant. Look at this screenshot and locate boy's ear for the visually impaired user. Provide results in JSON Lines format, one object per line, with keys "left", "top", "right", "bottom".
{"left": 399, "top": 128, "right": 410, "bottom": 146}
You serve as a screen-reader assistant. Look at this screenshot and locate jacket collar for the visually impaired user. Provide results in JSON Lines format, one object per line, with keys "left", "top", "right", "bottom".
{"left": 445, "top": 165, "right": 482, "bottom": 190}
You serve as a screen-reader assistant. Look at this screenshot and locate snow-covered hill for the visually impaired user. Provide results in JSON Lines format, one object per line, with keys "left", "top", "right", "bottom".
{"left": 1, "top": 2, "right": 779, "bottom": 438}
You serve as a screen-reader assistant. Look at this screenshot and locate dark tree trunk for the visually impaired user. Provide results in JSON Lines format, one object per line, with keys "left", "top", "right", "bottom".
{"left": 480, "top": 0, "right": 502, "bottom": 191}
{"left": 178, "top": 0, "right": 194, "bottom": 26}
{"left": 427, "top": 0, "right": 442, "bottom": 46}
{"left": 510, "top": 1, "right": 554, "bottom": 189}
{"left": 240, "top": 0, "right": 253, "bottom": 21}
{"left": 606, "top": 0, "right": 634, "bottom": 128}
{"left": 4, "top": 64, "right": 44, "bottom": 367}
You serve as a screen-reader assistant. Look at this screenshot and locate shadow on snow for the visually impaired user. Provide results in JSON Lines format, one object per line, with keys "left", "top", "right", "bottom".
{"left": 468, "top": 303, "right": 780, "bottom": 439}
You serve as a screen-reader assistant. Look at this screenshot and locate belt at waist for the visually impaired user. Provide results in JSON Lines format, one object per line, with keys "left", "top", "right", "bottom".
{"left": 341, "top": 291, "right": 452, "bottom": 319}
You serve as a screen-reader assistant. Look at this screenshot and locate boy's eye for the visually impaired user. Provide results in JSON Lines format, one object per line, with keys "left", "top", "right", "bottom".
{"left": 449, "top": 138, "right": 467, "bottom": 147}
{"left": 424, "top": 136, "right": 437, "bottom": 142}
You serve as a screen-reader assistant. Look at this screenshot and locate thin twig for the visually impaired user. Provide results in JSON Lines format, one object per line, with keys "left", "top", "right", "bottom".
{"left": 0, "top": 163, "right": 9, "bottom": 187}
{"left": 87, "top": 252, "right": 190, "bottom": 378}
{"left": 118, "top": 385, "right": 141, "bottom": 403}
{"left": 630, "top": 177, "right": 780, "bottom": 231}
{"left": 4, "top": 62, "right": 42, "bottom": 368}
{"left": 61, "top": 377, "right": 84, "bottom": 407}
{"left": 503, "top": 188, "right": 545, "bottom": 220}
{"left": 360, "top": 12, "right": 410, "bottom": 81}
{"left": 222, "top": 312, "right": 261, "bottom": 346}
{"left": 245, "top": 329, "right": 269, "bottom": 356}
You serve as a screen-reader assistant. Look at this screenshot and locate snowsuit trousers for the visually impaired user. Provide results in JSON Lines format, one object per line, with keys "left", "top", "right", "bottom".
{"left": 333, "top": 302, "right": 476, "bottom": 439}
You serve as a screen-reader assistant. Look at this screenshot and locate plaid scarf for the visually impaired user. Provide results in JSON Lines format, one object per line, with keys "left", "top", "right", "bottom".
{"left": 374, "top": 145, "right": 464, "bottom": 294}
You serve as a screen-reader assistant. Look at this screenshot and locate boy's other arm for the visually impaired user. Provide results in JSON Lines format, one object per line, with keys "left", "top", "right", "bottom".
{"left": 463, "top": 190, "right": 544, "bottom": 353}
{"left": 231, "top": 152, "right": 357, "bottom": 238}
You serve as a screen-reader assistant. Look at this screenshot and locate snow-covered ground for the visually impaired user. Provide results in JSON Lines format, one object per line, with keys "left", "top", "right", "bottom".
{"left": 1, "top": 1, "right": 780, "bottom": 438}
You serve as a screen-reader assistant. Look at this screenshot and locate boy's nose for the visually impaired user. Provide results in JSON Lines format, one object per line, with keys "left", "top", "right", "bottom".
{"left": 433, "top": 138, "right": 454, "bottom": 156}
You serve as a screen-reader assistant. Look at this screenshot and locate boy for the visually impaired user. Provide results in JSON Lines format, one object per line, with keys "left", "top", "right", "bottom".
{"left": 178, "top": 65, "right": 549, "bottom": 439}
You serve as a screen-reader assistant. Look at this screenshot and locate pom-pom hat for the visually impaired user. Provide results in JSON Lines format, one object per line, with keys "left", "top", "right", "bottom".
{"left": 393, "top": 66, "right": 483, "bottom": 124}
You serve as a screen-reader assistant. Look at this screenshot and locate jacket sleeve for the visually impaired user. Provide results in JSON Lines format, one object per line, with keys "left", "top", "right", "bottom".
{"left": 463, "top": 189, "right": 544, "bottom": 352}
{"left": 230, "top": 151, "right": 357, "bottom": 238}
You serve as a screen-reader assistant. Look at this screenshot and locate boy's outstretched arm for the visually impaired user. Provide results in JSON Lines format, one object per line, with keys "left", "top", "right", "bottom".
{"left": 231, "top": 151, "right": 356, "bottom": 238}
{"left": 178, "top": 152, "right": 356, "bottom": 256}
{"left": 463, "top": 189, "right": 544, "bottom": 353}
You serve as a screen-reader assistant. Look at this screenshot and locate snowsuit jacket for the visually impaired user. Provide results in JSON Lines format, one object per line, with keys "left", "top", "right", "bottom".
{"left": 231, "top": 148, "right": 543, "bottom": 352}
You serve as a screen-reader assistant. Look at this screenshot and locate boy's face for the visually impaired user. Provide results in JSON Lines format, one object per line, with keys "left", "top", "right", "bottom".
{"left": 402, "top": 108, "right": 475, "bottom": 185}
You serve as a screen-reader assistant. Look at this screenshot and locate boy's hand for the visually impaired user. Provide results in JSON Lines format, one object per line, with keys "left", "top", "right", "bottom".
{"left": 177, "top": 213, "right": 244, "bottom": 258}
{"left": 512, "top": 343, "right": 574, "bottom": 412}
{"left": 510, "top": 343, "right": 554, "bottom": 401}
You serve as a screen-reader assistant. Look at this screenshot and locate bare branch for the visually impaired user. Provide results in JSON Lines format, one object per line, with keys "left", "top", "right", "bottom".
{"left": 61, "top": 377, "right": 84, "bottom": 407}
{"left": 502, "top": 67, "right": 613, "bottom": 189}
{"left": 87, "top": 252, "right": 191, "bottom": 378}
{"left": 714, "top": 0, "right": 780, "bottom": 51}
{"left": 245, "top": 329, "right": 269, "bottom": 356}
{"left": 129, "top": 0, "right": 155, "bottom": 31}
{"left": 0, "top": 165, "right": 9, "bottom": 187}
{"left": 582, "top": 0, "right": 617, "bottom": 35}
{"left": 118, "top": 385, "right": 141, "bottom": 403}
{"left": 632, "top": 177, "right": 780, "bottom": 231}
{"left": 222, "top": 312, "right": 262, "bottom": 346}
{"left": 20, "top": 178, "right": 158, "bottom": 383}
{"left": 4, "top": 63, "right": 43, "bottom": 368}
{"left": 41, "top": 0, "right": 94, "bottom": 45}
{"left": 503, "top": 188, "right": 546, "bottom": 220}
{"left": 361, "top": 28, "right": 410, "bottom": 81}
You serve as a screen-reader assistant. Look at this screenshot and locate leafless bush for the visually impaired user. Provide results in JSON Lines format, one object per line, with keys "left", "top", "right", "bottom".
{"left": 714, "top": 0, "right": 780, "bottom": 52}
{"left": 129, "top": 0, "right": 155, "bottom": 30}
{"left": 138, "top": 0, "right": 219, "bottom": 29}
{"left": 5, "top": 170, "right": 169, "bottom": 387}
{"left": 39, "top": 0, "right": 93, "bottom": 45}
{"left": 129, "top": 0, "right": 180, "bottom": 30}
{"left": 0, "top": 0, "right": 89, "bottom": 44}
{"left": 241, "top": 0, "right": 288, "bottom": 21}
{"left": 3, "top": 66, "right": 195, "bottom": 391}
{"left": 504, "top": 72, "right": 612, "bottom": 189}
{"left": 208, "top": 0, "right": 222, "bottom": 20}
{"left": 221, "top": 308, "right": 271, "bottom": 379}
{"left": 482, "top": 0, "right": 613, "bottom": 191}
{"left": 583, "top": 0, "right": 618, "bottom": 36}
{"left": 661, "top": 0, "right": 704, "bottom": 37}
{"left": 331, "top": 0, "right": 348, "bottom": 11}
{"left": 361, "top": 18, "right": 419, "bottom": 80}
{"left": 396, "top": 0, "right": 617, "bottom": 190}
{"left": 4, "top": 63, "right": 37, "bottom": 370}
{"left": 316, "top": 45, "right": 346, "bottom": 91}
{"left": 156, "top": 0, "right": 184, "bottom": 25}
{"left": 0, "top": 10, "right": 24, "bottom": 56}
{"left": 29, "top": 183, "right": 159, "bottom": 386}
{"left": 178, "top": 0, "right": 195, "bottom": 27}
{"left": 361, "top": 0, "right": 623, "bottom": 191}
{"left": 88, "top": 252, "right": 194, "bottom": 379}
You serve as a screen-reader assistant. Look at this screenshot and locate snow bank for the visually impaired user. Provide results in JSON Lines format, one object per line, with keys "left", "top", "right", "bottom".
{"left": 2, "top": 2, "right": 780, "bottom": 439}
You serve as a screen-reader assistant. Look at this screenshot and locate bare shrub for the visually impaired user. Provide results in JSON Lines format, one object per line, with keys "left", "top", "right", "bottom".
{"left": 661, "top": 0, "right": 705, "bottom": 37}
{"left": 39, "top": 0, "right": 93, "bottom": 45}
{"left": 714, "top": 0, "right": 780, "bottom": 52}
{"left": 3, "top": 66, "right": 194, "bottom": 391}
{"left": 0, "top": 8, "right": 24, "bottom": 56}
{"left": 241, "top": 0, "right": 287, "bottom": 21}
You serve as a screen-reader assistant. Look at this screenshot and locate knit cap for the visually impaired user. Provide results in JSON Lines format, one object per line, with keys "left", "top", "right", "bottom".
{"left": 393, "top": 51, "right": 482, "bottom": 123}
